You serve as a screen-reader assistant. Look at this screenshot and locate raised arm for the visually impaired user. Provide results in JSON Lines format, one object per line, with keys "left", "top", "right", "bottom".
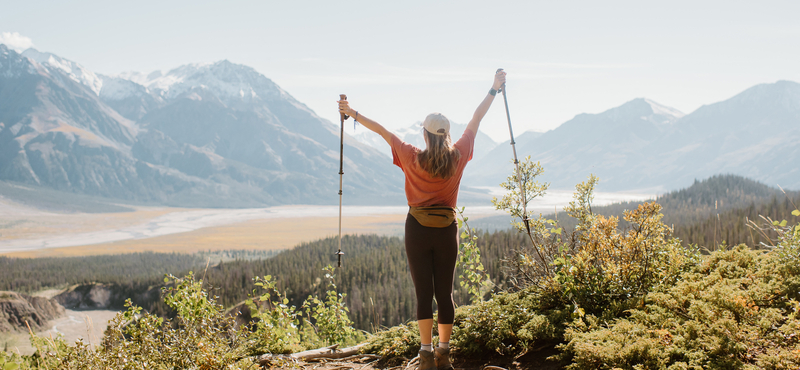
{"left": 465, "top": 70, "right": 506, "bottom": 136}
{"left": 338, "top": 100, "right": 394, "bottom": 146}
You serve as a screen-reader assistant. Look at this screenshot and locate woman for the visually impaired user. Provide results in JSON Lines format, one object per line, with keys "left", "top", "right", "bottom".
{"left": 338, "top": 70, "right": 506, "bottom": 370}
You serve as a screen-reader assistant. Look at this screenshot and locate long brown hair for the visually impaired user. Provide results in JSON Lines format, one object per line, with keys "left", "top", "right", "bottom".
{"left": 417, "top": 129, "right": 461, "bottom": 179}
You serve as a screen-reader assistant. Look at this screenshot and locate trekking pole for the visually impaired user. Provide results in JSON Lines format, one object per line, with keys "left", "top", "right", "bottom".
{"left": 497, "top": 68, "right": 531, "bottom": 234}
{"left": 336, "top": 94, "right": 348, "bottom": 267}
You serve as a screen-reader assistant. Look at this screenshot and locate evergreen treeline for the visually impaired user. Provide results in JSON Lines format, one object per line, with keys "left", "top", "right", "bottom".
{"left": 0, "top": 250, "right": 279, "bottom": 293}
{"left": 0, "top": 252, "right": 205, "bottom": 293}
{"left": 672, "top": 194, "right": 800, "bottom": 250}
{"left": 596, "top": 174, "right": 792, "bottom": 228}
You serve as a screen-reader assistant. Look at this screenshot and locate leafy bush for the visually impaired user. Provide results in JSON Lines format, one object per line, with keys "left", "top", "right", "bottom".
{"left": 301, "top": 265, "right": 364, "bottom": 347}
{"left": 457, "top": 207, "right": 494, "bottom": 303}
{"left": 360, "top": 321, "right": 422, "bottom": 364}
{"left": 558, "top": 202, "right": 800, "bottom": 369}
{"left": 251, "top": 274, "right": 306, "bottom": 354}
{"left": 452, "top": 289, "right": 568, "bottom": 357}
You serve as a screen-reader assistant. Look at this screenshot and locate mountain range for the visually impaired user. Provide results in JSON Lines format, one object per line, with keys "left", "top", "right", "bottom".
{"left": 463, "top": 83, "right": 800, "bottom": 192}
{"left": 1, "top": 43, "right": 798, "bottom": 208}
{"left": 0, "top": 44, "right": 404, "bottom": 207}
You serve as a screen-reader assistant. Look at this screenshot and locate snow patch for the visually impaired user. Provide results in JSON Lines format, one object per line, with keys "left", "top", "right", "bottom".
{"left": 115, "top": 60, "right": 278, "bottom": 104}
{"left": 22, "top": 48, "right": 103, "bottom": 95}
{"left": 98, "top": 75, "right": 150, "bottom": 101}
{"left": 643, "top": 98, "right": 685, "bottom": 119}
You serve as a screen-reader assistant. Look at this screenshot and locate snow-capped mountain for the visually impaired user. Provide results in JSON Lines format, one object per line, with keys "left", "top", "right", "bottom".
{"left": 112, "top": 61, "right": 283, "bottom": 105}
{"left": 0, "top": 45, "right": 404, "bottom": 206}
{"left": 22, "top": 48, "right": 104, "bottom": 95}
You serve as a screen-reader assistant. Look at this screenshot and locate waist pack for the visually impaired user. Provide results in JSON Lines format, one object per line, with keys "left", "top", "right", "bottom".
{"left": 409, "top": 206, "right": 457, "bottom": 228}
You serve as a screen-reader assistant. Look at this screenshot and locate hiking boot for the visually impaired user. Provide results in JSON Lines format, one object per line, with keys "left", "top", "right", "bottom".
{"left": 418, "top": 349, "right": 436, "bottom": 370}
{"left": 434, "top": 347, "right": 454, "bottom": 370}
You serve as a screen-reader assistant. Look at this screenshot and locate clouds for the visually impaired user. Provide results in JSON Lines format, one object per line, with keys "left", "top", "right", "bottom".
{"left": 0, "top": 32, "right": 34, "bottom": 52}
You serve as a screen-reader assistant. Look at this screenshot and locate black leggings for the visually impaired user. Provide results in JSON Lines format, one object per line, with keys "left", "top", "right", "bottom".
{"left": 404, "top": 213, "right": 459, "bottom": 324}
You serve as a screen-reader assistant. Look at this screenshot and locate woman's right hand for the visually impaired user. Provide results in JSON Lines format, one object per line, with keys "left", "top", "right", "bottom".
{"left": 493, "top": 69, "right": 507, "bottom": 90}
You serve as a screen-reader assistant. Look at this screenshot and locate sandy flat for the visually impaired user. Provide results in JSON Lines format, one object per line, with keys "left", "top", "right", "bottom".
{"left": 0, "top": 197, "right": 179, "bottom": 243}
{"left": 0, "top": 205, "right": 509, "bottom": 257}
{"left": 5, "top": 214, "right": 409, "bottom": 257}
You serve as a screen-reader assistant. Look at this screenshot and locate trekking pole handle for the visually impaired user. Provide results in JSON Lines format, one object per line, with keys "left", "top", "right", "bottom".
{"left": 339, "top": 94, "right": 349, "bottom": 120}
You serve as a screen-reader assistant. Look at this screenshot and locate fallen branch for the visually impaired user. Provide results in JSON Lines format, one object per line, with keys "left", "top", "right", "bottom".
{"left": 337, "top": 354, "right": 381, "bottom": 362}
{"left": 404, "top": 355, "right": 419, "bottom": 370}
{"left": 292, "top": 343, "right": 368, "bottom": 361}
{"left": 254, "top": 343, "right": 378, "bottom": 366}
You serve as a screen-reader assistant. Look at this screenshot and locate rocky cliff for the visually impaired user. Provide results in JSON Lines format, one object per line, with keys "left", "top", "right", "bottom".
{"left": 0, "top": 291, "right": 65, "bottom": 332}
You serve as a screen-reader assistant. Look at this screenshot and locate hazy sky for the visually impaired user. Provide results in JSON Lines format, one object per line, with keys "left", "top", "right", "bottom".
{"left": 2, "top": 0, "right": 798, "bottom": 142}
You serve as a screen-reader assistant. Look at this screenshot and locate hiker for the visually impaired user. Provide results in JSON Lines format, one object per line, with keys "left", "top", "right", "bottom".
{"left": 338, "top": 69, "right": 506, "bottom": 370}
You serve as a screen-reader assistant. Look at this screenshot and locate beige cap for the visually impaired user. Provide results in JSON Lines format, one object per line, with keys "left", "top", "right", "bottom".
{"left": 421, "top": 113, "right": 450, "bottom": 136}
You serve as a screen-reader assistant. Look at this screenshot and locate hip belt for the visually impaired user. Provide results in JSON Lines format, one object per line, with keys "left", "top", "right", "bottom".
{"left": 409, "top": 206, "right": 457, "bottom": 228}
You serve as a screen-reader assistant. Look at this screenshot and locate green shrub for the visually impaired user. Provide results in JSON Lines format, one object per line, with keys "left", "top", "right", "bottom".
{"left": 457, "top": 207, "right": 494, "bottom": 303}
{"left": 301, "top": 265, "right": 364, "bottom": 347}
{"left": 251, "top": 274, "right": 306, "bottom": 354}
{"left": 559, "top": 244, "right": 800, "bottom": 370}
{"left": 452, "top": 289, "right": 568, "bottom": 357}
{"left": 361, "top": 321, "right": 422, "bottom": 364}
{"left": 496, "top": 170, "right": 698, "bottom": 318}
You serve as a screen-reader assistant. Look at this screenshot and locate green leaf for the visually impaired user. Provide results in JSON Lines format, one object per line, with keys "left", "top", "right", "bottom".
{"left": 773, "top": 220, "right": 780, "bottom": 226}
{"left": 780, "top": 220, "right": 788, "bottom": 227}
{"left": 793, "top": 209, "right": 800, "bottom": 217}
{"left": 4, "top": 362, "right": 20, "bottom": 370}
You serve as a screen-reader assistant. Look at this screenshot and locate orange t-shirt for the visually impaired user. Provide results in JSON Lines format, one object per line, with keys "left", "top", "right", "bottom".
{"left": 390, "top": 129, "right": 476, "bottom": 207}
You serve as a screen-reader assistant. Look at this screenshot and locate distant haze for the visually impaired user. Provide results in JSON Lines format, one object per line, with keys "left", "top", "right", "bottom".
{"left": 1, "top": 1, "right": 798, "bottom": 142}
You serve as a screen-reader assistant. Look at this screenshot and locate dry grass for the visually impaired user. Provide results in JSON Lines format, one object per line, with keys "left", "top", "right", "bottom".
{"left": 4, "top": 215, "right": 406, "bottom": 258}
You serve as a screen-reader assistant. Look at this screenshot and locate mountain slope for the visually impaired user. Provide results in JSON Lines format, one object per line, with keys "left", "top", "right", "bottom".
{"left": 0, "top": 45, "right": 144, "bottom": 198}
{"left": 637, "top": 80, "right": 800, "bottom": 190}
{"left": 466, "top": 98, "right": 685, "bottom": 189}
